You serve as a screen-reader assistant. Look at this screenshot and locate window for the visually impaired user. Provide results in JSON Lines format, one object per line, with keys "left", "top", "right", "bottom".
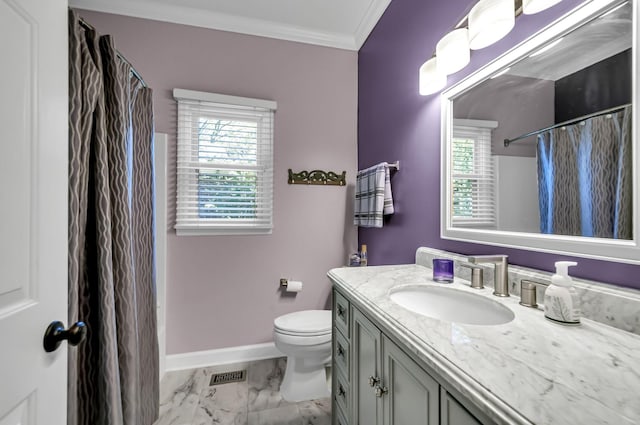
{"left": 451, "top": 119, "right": 496, "bottom": 227}
{"left": 174, "top": 89, "right": 276, "bottom": 235}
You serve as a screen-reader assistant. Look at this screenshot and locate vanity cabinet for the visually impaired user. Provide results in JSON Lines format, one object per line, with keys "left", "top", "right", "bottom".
{"left": 440, "top": 389, "right": 481, "bottom": 425}
{"left": 333, "top": 287, "right": 492, "bottom": 425}
{"left": 382, "top": 337, "right": 440, "bottom": 424}
{"left": 351, "top": 307, "right": 381, "bottom": 424}
{"left": 352, "top": 308, "right": 439, "bottom": 425}
{"left": 333, "top": 290, "right": 352, "bottom": 425}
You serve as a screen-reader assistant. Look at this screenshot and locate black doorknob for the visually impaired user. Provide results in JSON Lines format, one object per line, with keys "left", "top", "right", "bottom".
{"left": 43, "top": 321, "right": 87, "bottom": 353}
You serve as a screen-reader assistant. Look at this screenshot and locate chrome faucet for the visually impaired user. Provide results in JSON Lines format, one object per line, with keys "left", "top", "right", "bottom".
{"left": 468, "top": 255, "right": 509, "bottom": 297}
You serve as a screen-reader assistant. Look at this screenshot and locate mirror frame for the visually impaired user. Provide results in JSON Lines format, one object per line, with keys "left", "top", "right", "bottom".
{"left": 441, "top": 0, "right": 640, "bottom": 264}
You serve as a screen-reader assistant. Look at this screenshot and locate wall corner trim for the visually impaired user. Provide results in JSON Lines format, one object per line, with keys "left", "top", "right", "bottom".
{"left": 165, "top": 342, "right": 283, "bottom": 372}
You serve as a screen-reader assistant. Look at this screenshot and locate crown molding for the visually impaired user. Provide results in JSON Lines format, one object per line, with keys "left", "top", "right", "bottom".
{"left": 70, "top": 0, "right": 390, "bottom": 50}
{"left": 354, "top": 0, "right": 392, "bottom": 48}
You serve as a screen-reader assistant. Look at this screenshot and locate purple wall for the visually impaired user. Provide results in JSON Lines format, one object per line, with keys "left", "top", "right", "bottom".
{"left": 78, "top": 10, "right": 358, "bottom": 354}
{"left": 358, "top": 0, "right": 640, "bottom": 289}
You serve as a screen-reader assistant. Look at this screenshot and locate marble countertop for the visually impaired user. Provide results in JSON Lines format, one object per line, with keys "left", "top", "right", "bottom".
{"left": 328, "top": 264, "right": 640, "bottom": 425}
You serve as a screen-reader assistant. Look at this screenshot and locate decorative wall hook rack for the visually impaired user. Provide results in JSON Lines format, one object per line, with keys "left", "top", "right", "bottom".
{"left": 288, "top": 169, "right": 346, "bottom": 186}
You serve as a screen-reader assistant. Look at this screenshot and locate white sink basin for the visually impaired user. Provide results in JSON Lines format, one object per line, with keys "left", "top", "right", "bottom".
{"left": 389, "top": 285, "right": 515, "bottom": 326}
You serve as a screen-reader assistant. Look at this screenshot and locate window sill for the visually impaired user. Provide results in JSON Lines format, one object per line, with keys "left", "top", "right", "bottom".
{"left": 175, "top": 226, "right": 273, "bottom": 236}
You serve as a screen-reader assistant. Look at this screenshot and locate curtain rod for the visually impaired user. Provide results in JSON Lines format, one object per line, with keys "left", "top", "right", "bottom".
{"left": 78, "top": 18, "right": 147, "bottom": 88}
{"left": 504, "top": 103, "right": 632, "bottom": 147}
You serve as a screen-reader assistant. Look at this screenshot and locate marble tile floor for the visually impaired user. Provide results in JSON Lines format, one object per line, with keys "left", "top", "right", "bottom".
{"left": 155, "top": 357, "right": 331, "bottom": 425}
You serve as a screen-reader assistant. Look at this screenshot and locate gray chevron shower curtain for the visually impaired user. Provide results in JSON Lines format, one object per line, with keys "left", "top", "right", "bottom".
{"left": 536, "top": 106, "right": 632, "bottom": 239}
{"left": 68, "top": 10, "right": 159, "bottom": 425}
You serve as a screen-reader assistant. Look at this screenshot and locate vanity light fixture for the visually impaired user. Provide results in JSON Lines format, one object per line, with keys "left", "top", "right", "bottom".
{"left": 418, "top": 0, "right": 564, "bottom": 96}
{"left": 419, "top": 57, "right": 447, "bottom": 95}
{"left": 469, "top": 0, "right": 516, "bottom": 50}
{"left": 529, "top": 37, "right": 564, "bottom": 57}
{"left": 436, "top": 28, "right": 471, "bottom": 75}
{"left": 523, "top": 0, "right": 563, "bottom": 15}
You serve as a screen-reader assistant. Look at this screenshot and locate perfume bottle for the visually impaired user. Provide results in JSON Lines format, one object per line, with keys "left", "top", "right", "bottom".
{"left": 360, "top": 244, "right": 368, "bottom": 267}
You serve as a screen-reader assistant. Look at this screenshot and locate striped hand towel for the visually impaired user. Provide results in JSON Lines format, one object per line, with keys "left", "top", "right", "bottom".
{"left": 354, "top": 162, "right": 395, "bottom": 228}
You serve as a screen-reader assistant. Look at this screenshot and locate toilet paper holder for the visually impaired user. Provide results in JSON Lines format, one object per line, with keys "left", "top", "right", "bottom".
{"left": 280, "top": 278, "right": 303, "bottom": 293}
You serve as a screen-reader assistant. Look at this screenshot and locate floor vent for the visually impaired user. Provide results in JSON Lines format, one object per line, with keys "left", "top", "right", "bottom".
{"left": 209, "top": 370, "right": 246, "bottom": 386}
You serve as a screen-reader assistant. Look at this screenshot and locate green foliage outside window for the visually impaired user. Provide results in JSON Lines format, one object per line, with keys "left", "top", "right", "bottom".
{"left": 452, "top": 137, "right": 475, "bottom": 218}
{"left": 197, "top": 118, "right": 259, "bottom": 219}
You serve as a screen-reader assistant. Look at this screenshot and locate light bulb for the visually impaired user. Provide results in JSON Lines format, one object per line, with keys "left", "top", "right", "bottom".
{"left": 469, "top": 0, "right": 515, "bottom": 50}
{"left": 436, "top": 28, "right": 471, "bottom": 75}
{"left": 523, "top": 0, "right": 562, "bottom": 15}
{"left": 419, "top": 58, "right": 447, "bottom": 96}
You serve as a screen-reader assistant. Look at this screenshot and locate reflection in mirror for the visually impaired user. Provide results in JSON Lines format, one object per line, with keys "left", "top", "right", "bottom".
{"left": 451, "top": 1, "right": 632, "bottom": 239}
{"left": 441, "top": 0, "right": 640, "bottom": 264}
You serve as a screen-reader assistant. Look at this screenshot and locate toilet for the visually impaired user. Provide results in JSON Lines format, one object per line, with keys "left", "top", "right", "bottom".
{"left": 273, "top": 310, "right": 332, "bottom": 402}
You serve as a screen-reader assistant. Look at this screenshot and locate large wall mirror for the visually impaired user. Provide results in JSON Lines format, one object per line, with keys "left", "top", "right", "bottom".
{"left": 441, "top": 0, "right": 639, "bottom": 264}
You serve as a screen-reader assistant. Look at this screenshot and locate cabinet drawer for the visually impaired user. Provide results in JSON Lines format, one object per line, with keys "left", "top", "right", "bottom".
{"left": 333, "top": 290, "right": 350, "bottom": 337}
{"left": 333, "top": 402, "right": 349, "bottom": 425}
{"left": 333, "top": 368, "right": 350, "bottom": 418}
{"left": 333, "top": 328, "right": 350, "bottom": 377}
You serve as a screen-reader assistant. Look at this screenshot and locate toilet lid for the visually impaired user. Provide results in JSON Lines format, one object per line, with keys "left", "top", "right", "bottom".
{"left": 274, "top": 310, "right": 332, "bottom": 336}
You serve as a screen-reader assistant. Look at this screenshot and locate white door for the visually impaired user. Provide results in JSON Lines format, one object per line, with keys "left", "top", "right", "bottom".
{"left": 0, "top": 0, "right": 68, "bottom": 424}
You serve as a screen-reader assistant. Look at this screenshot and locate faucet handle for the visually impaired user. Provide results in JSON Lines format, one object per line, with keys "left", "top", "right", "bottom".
{"left": 519, "top": 280, "right": 538, "bottom": 308}
{"left": 519, "top": 279, "right": 548, "bottom": 308}
{"left": 468, "top": 254, "right": 508, "bottom": 263}
{"left": 460, "top": 263, "right": 484, "bottom": 289}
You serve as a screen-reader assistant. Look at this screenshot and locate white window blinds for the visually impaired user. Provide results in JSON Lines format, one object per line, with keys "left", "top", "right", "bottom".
{"left": 174, "top": 89, "right": 276, "bottom": 235}
{"left": 451, "top": 120, "right": 496, "bottom": 227}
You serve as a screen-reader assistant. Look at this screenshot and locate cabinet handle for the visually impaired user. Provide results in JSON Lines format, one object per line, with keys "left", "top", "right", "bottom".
{"left": 338, "top": 384, "right": 346, "bottom": 398}
{"left": 337, "top": 344, "right": 344, "bottom": 357}
{"left": 337, "top": 305, "right": 345, "bottom": 318}
{"left": 375, "top": 385, "right": 388, "bottom": 398}
{"left": 368, "top": 376, "right": 380, "bottom": 387}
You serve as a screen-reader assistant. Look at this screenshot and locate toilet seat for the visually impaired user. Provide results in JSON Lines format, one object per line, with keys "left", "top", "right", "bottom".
{"left": 274, "top": 330, "right": 331, "bottom": 347}
{"left": 274, "top": 310, "right": 331, "bottom": 336}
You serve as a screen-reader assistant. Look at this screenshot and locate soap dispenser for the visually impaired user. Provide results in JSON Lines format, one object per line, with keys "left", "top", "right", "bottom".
{"left": 544, "top": 261, "right": 580, "bottom": 325}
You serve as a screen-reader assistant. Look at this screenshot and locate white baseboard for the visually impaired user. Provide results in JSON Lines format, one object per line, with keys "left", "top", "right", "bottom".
{"left": 158, "top": 325, "right": 166, "bottom": 379}
{"left": 165, "top": 342, "right": 284, "bottom": 372}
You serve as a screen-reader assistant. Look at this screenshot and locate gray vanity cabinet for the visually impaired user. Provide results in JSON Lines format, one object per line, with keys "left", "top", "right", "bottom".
{"left": 352, "top": 307, "right": 383, "bottom": 424}
{"left": 333, "top": 291, "right": 351, "bottom": 425}
{"left": 351, "top": 304, "right": 438, "bottom": 425}
{"left": 332, "top": 287, "right": 493, "bottom": 425}
{"left": 382, "top": 335, "right": 439, "bottom": 425}
{"left": 440, "top": 389, "right": 482, "bottom": 425}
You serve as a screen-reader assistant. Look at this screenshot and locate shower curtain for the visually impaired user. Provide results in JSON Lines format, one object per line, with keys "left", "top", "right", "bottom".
{"left": 68, "top": 10, "right": 159, "bottom": 425}
{"left": 537, "top": 105, "right": 632, "bottom": 239}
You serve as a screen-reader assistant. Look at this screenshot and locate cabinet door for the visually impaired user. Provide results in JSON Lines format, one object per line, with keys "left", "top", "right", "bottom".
{"left": 352, "top": 308, "right": 383, "bottom": 425}
{"left": 440, "top": 389, "right": 482, "bottom": 425}
{"left": 382, "top": 336, "right": 439, "bottom": 425}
